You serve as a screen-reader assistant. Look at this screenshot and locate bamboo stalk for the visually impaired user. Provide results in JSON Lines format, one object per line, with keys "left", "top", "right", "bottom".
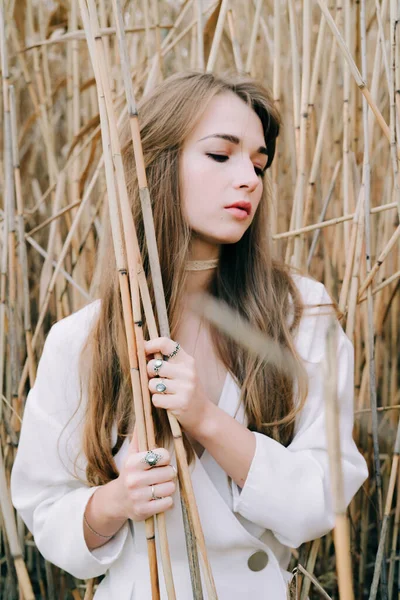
{"left": 357, "top": 225, "right": 400, "bottom": 299}
{"left": 206, "top": 0, "right": 229, "bottom": 73}
{"left": 227, "top": 9, "right": 243, "bottom": 73}
{"left": 324, "top": 319, "right": 355, "bottom": 600}
{"left": 83, "top": 578, "right": 94, "bottom": 600}
{"left": 270, "top": 0, "right": 280, "bottom": 237}
{"left": 274, "top": 201, "right": 397, "bottom": 240}
{"left": 20, "top": 25, "right": 175, "bottom": 52}
{"left": 25, "top": 235, "right": 92, "bottom": 300}
{"left": 292, "top": 0, "right": 311, "bottom": 267}
{"left": 360, "top": 2, "right": 387, "bottom": 593}
{"left": 37, "top": 0, "right": 52, "bottom": 112}
{"left": 286, "top": 0, "right": 300, "bottom": 175}
{"left": 196, "top": 0, "right": 205, "bottom": 70}
{"left": 1, "top": 1, "right": 23, "bottom": 447}
{"left": 152, "top": 0, "right": 163, "bottom": 77}
{"left": 294, "top": 562, "right": 332, "bottom": 599}
{"left": 300, "top": 539, "right": 321, "bottom": 600}
{"left": 358, "top": 270, "right": 400, "bottom": 302}
{"left": 245, "top": 0, "right": 263, "bottom": 76}
{"left": 345, "top": 192, "right": 365, "bottom": 339}
{"left": 368, "top": 419, "right": 400, "bottom": 600}
{"left": 303, "top": 17, "right": 339, "bottom": 229}
{"left": 9, "top": 84, "right": 36, "bottom": 387}
{"left": 38, "top": 171, "right": 67, "bottom": 307}
{"left": 25, "top": 200, "right": 82, "bottom": 238}
{"left": 306, "top": 161, "right": 341, "bottom": 270}
{"left": 0, "top": 443, "right": 34, "bottom": 599}
{"left": 0, "top": 205, "right": 8, "bottom": 425}
{"left": 341, "top": 0, "right": 353, "bottom": 256}
{"left": 387, "top": 469, "right": 400, "bottom": 599}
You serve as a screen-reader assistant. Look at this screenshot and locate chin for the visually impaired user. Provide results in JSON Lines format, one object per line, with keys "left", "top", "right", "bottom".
{"left": 214, "top": 225, "right": 250, "bottom": 245}
{"left": 191, "top": 223, "right": 250, "bottom": 246}
{"left": 219, "top": 233, "right": 246, "bottom": 244}
{"left": 204, "top": 232, "right": 247, "bottom": 246}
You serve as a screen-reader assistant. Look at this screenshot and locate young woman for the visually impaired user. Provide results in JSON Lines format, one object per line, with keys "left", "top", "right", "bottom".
{"left": 11, "top": 71, "right": 368, "bottom": 599}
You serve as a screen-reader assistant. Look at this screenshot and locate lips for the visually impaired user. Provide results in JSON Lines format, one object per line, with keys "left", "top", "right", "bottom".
{"left": 225, "top": 201, "right": 252, "bottom": 215}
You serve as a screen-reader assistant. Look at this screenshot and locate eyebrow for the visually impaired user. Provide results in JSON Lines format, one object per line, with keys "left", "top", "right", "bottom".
{"left": 198, "top": 133, "right": 268, "bottom": 156}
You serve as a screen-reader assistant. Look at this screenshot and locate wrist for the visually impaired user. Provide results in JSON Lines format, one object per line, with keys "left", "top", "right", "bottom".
{"left": 191, "top": 399, "right": 218, "bottom": 443}
{"left": 91, "top": 479, "right": 126, "bottom": 525}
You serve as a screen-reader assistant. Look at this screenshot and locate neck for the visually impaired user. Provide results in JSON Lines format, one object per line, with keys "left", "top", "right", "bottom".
{"left": 185, "top": 258, "right": 219, "bottom": 271}
{"left": 183, "top": 236, "right": 220, "bottom": 297}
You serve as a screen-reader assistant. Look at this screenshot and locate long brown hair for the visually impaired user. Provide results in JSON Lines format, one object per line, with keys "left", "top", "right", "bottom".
{"left": 80, "top": 71, "right": 308, "bottom": 486}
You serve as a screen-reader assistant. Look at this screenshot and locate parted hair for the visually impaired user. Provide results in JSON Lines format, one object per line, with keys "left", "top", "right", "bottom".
{"left": 80, "top": 71, "right": 309, "bottom": 486}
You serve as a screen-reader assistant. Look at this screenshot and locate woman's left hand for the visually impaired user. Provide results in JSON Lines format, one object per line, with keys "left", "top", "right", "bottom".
{"left": 144, "top": 337, "right": 211, "bottom": 436}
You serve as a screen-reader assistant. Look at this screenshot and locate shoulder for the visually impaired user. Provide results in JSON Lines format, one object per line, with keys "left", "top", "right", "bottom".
{"left": 43, "top": 299, "right": 101, "bottom": 362}
{"left": 289, "top": 273, "right": 348, "bottom": 362}
{"left": 29, "top": 300, "right": 102, "bottom": 426}
{"left": 290, "top": 272, "right": 330, "bottom": 307}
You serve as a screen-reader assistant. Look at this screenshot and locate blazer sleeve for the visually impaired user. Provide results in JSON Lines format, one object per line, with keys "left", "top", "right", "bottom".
{"left": 10, "top": 311, "right": 130, "bottom": 580}
{"left": 231, "top": 281, "right": 369, "bottom": 549}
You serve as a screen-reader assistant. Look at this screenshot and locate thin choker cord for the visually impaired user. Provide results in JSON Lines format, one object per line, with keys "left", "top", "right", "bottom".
{"left": 184, "top": 259, "right": 219, "bottom": 271}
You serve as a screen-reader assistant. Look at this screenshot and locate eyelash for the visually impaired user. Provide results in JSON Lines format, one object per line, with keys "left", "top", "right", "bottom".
{"left": 206, "top": 153, "right": 265, "bottom": 178}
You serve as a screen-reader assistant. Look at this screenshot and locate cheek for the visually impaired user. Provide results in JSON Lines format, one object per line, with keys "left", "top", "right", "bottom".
{"left": 180, "top": 156, "right": 218, "bottom": 219}
{"left": 255, "top": 185, "right": 264, "bottom": 206}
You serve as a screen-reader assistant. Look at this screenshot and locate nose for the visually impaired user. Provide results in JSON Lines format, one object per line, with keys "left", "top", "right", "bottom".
{"left": 232, "top": 159, "right": 260, "bottom": 193}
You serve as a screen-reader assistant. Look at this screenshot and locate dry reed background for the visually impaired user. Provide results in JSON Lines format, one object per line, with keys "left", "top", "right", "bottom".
{"left": 0, "top": 0, "right": 399, "bottom": 598}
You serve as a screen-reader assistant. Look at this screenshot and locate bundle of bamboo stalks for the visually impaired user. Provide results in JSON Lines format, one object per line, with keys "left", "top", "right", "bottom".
{"left": 0, "top": 0, "right": 399, "bottom": 598}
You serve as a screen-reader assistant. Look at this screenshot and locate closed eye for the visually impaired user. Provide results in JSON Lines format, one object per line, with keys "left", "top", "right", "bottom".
{"left": 206, "top": 153, "right": 265, "bottom": 178}
{"left": 206, "top": 153, "right": 228, "bottom": 163}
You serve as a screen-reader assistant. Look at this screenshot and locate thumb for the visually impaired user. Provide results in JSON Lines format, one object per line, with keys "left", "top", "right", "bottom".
{"left": 129, "top": 425, "right": 139, "bottom": 453}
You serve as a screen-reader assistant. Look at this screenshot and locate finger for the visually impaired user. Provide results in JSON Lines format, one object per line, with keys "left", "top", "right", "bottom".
{"left": 151, "top": 393, "right": 178, "bottom": 410}
{"left": 148, "top": 378, "right": 177, "bottom": 395}
{"left": 147, "top": 357, "right": 164, "bottom": 379}
{"left": 127, "top": 447, "right": 171, "bottom": 471}
{"left": 144, "top": 337, "right": 186, "bottom": 361}
{"left": 142, "top": 480, "right": 176, "bottom": 503}
{"left": 141, "top": 465, "right": 177, "bottom": 486}
{"left": 138, "top": 496, "right": 174, "bottom": 521}
{"left": 147, "top": 360, "right": 185, "bottom": 379}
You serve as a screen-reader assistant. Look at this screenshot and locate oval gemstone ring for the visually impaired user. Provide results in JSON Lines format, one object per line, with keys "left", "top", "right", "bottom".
{"left": 153, "top": 359, "right": 163, "bottom": 377}
{"left": 156, "top": 382, "right": 167, "bottom": 394}
{"left": 142, "top": 450, "right": 162, "bottom": 467}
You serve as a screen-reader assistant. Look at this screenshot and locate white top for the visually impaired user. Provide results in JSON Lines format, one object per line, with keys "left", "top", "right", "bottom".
{"left": 10, "top": 275, "right": 368, "bottom": 599}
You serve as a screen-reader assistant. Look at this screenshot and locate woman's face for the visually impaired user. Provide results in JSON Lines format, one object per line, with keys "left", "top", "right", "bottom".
{"left": 180, "top": 92, "right": 268, "bottom": 251}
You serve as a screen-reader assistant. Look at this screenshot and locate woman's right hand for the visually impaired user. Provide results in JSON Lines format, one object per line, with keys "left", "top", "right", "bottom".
{"left": 114, "top": 428, "right": 177, "bottom": 522}
{"left": 84, "top": 429, "right": 177, "bottom": 551}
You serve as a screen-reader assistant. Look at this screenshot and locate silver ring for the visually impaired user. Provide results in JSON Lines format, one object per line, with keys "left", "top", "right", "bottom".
{"left": 141, "top": 450, "right": 162, "bottom": 467}
{"left": 151, "top": 484, "right": 162, "bottom": 501}
{"left": 156, "top": 381, "right": 167, "bottom": 394}
{"left": 153, "top": 358, "right": 163, "bottom": 377}
{"left": 168, "top": 342, "right": 181, "bottom": 359}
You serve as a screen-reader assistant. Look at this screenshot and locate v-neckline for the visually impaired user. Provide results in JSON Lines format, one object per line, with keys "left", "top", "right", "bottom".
{"left": 195, "top": 371, "right": 231, "bottom": 461}
{"left": 216, "top": 370, "right": 230, "bottom": 409}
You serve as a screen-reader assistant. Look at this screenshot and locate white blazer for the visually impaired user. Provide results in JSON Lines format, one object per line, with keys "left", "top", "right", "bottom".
{"left": 11, "top": 275, "right": 368, "bottom": 599}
